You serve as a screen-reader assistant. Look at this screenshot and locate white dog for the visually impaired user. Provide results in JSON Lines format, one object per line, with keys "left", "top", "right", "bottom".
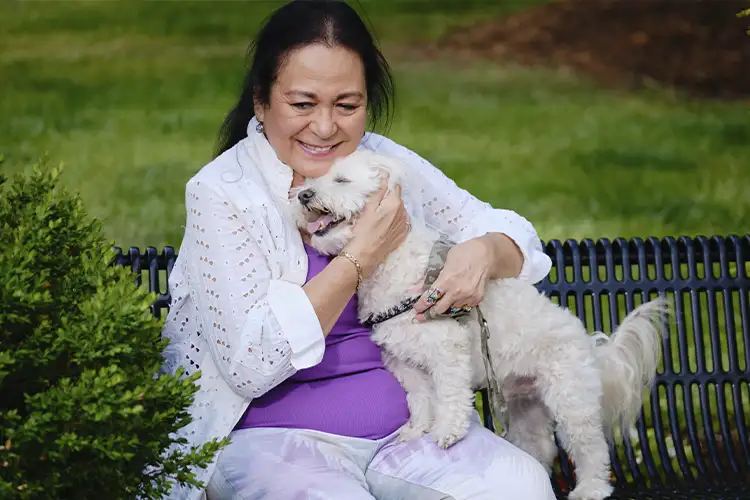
{"left": 292, "top": 150, "right": 667, "bottom": 500}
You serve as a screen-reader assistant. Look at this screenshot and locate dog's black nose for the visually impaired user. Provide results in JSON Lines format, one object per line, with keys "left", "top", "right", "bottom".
{"left": 298, "top": 189, "right": 315, "bottom": 206}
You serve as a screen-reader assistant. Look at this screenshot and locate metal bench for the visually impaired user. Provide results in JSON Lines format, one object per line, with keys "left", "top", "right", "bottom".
{"left": 114, "top": 234, "right": 750, "bottom": 500}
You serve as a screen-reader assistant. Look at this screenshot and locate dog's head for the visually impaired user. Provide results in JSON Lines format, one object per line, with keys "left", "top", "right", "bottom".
{"left": 290, "top": 149, "right": 406, "bottom": 255}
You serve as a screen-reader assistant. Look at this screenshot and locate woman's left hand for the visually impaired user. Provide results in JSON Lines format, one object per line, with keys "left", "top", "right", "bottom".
{"left": 412, "top": 237, "right": 494, "bottom": 321}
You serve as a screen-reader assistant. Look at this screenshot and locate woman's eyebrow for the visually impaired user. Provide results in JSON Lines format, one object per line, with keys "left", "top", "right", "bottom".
{"left": 284, "top": 90, "right": 316, "bottom": 99}
{"left": 284, "top": 90, "right": 364, "bottom": 100}
{"left": 335, "top": 91, "right": 365, "bottom": 100}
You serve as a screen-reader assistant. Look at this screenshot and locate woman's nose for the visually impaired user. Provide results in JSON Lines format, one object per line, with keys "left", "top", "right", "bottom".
{"left": 310, "top": 110, "right": 336, "bottom": 139}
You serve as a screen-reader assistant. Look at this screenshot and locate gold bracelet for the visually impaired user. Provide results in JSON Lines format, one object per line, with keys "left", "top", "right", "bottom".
{"left": 338, "top": 251, "right": 363, "bottom": 290}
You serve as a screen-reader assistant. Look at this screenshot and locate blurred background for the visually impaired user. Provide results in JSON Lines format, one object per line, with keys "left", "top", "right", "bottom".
{"left": 1, "top": 0, "right": 749, "bottom": 250}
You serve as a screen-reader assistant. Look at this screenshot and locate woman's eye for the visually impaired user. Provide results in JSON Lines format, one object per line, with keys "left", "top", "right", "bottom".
{"left": 338, "top": 104, "right": 357, "bottom": 111}
{"left": 334, "top": 177, "right": 350, "bottom": 184}
{"left": 292, "top": 102, "right": 314, "bottom": 110}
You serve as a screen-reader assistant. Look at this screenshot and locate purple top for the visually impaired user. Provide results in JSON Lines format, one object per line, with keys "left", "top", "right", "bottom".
{"left": 234, "top": 243, "right": 410, "bottom": 439}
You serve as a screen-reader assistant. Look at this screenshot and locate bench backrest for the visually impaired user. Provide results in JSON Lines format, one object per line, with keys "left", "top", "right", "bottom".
{"left": 114, "top": 235, "right": 750, "bottom": 490}
{"left": 529, "top": 235, "right": 750, "bottom": 491}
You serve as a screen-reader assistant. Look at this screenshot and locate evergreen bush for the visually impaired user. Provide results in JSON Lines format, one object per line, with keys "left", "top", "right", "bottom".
{"left": 0, "top": 161, "right": 224, "bottom": 499}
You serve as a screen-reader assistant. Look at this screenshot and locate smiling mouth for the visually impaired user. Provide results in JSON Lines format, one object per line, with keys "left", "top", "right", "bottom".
{"left": 298, "top": 141, "right": 340, "bottom": 157}
{"left": 306, "top": 209, "right": 346, "bottom": 236}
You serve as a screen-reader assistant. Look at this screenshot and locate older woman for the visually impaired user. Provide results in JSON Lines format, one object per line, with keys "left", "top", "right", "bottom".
{"left": 161, "top": 1, "right": 555, "bottom": 499}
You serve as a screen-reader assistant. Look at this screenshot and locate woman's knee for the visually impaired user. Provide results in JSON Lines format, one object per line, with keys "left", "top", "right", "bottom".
{"left": 460, "top": 421, "right": 556, "bottom": 500}
{"left": 208, "top": 461, "right": 375, "bottom": 500}
{"left": 207, "top": 431, "right": 376, "bottom": 500}
{"left": 492, "top": 446, "right": 556, "bottom": 500}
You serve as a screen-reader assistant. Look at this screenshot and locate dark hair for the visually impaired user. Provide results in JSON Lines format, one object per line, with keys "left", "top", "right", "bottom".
{"left": 215, "top": 0, "right": 395, "bottom": 157}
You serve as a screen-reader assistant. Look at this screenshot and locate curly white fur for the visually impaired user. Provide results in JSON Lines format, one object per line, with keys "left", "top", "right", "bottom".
{"left": 292, "top": 150, "right": 668, "bottom": 500}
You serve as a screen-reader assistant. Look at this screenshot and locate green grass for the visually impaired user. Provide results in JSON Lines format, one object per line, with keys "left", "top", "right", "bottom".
{"left": 3, "top": 0, "right": 748, "bottom": 250}
{"left": 2, "top": 0, "right": 749, "bottom": 485}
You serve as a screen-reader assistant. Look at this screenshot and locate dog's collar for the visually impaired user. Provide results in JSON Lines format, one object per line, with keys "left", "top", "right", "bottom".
{"left": 362, "top": 296, "right": 421, "bottom": 327}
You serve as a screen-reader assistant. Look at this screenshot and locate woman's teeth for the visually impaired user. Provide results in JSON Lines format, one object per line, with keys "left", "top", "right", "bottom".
{"left": 300, "top": 142, "right": 334, "bottom": 155}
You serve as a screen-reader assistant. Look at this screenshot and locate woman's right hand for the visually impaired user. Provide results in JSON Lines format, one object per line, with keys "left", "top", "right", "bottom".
{"left": 343, "top": 175, "right": 410, "bottom": 278}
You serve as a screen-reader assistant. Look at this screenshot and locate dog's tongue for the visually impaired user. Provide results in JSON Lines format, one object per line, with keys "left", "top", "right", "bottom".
{"left": 307, "top": 213, "right": 334, "bottom": 234}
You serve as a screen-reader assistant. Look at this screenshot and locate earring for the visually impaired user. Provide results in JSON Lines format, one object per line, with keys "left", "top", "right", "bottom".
{"left": 256, "top": 121, "right": 264, "bottom": 134}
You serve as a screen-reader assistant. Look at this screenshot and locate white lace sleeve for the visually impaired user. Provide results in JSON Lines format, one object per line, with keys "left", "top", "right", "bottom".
{"left": 368, "top": 137, "right": 552, "bottom": 284}
{"left": 182, "top": 178, "right": 325, "bottom": 399}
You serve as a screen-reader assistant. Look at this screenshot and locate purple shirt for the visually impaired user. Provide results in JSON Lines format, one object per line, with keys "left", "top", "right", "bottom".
{"left": 234, "top": 243, "right": 410, "bottom": 439}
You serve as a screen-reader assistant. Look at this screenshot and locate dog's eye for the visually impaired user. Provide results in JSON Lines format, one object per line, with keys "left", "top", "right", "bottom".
{"left": 334, "top": 176, "right": 350, "bottom": 184}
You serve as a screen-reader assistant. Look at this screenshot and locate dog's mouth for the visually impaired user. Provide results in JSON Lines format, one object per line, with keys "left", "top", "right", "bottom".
{"left": 304, "top": 208, "right": 346, "bottom": 236}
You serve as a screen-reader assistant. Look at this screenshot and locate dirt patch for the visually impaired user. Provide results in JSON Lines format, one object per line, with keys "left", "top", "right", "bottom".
{"left": 433, "top": 0, "right": 750, "bottom": 99}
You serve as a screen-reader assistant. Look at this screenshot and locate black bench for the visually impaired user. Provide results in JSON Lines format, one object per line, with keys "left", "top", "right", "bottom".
{"left": 114, "top": 234, "right": 750, "bottom": 500}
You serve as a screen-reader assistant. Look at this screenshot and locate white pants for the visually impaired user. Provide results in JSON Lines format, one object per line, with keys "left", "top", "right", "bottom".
{"left": 206, "top": 412, "right": 556, "bottom": 500}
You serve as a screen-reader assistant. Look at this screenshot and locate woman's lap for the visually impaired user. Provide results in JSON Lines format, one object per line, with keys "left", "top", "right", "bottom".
{"left": 207, "top": 414, "right": 556, "bottom": 500}
{"left": 366, "top": 414, "right": 555, "bottom": 500}
{"left": 206, "top": 426, "right": 376, "bottom": 500}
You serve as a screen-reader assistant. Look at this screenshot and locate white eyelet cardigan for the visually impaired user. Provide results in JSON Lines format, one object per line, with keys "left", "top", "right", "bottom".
{"left": 158, "top": 117, "right": 552, "bottom": 499}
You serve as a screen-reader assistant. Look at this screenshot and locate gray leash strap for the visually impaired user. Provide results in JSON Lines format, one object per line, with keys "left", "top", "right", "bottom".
{"left": 476, "top": 306, "right": 508, "bottom": 437}
{"left": 423, "top": 238, "right": 508, "bottom": 436}
{"left": 423, "top": 239, "right": 451, "bottom": 289}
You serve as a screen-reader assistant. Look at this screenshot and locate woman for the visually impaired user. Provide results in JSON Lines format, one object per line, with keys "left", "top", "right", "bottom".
{"left": 162, "top": 1, "right": 555, "bottom": 499}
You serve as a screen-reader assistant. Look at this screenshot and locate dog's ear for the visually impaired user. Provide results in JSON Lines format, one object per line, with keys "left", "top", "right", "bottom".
{"left": 367, "top": 152, "right": 407, "bottom": 192}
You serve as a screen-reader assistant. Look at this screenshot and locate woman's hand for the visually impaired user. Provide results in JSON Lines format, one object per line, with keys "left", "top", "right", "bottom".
{"left": 305, "top": 175, "right": 409, "bottom": 336}
{"left": 412, "top": 233, "right": 524, "bottom": 321}
{"left": 412, "top": 238, "right": 492, "bottom": 321}
{"left": 343, "top": 175, "right": 410, "bottom": 278}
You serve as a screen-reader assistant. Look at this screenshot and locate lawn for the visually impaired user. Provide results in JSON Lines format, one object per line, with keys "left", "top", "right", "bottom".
{"left": 2, "top": 0, "right": 749, "bottom": 488}
{"left": 2, "top": 0, "right": 749, "bottom": 252}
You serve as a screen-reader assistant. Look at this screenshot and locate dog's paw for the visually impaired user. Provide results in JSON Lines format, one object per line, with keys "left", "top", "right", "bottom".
{"left": 435, "top": 432, "right": 463, "bottom": 449}
{"left": 397, "top": 422, "right": 429, "bottom": 443}
{"left": 568, "top": 480, "right": 614, "bottom": 500}
{"left": 429, "top": 415, "right": 471, "bottom": 449}
{"left": 430, "top": 425, "right": 468, "bottom": 449}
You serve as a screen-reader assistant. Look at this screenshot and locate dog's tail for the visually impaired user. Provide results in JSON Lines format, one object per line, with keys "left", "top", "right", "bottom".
{"left": 593, "top": 297, "right": 668, "bottom": 436}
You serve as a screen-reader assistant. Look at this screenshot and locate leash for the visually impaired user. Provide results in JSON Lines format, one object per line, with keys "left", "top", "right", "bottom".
{"left": 418, "top": 238, "right": 509, "bottom": 436}
{"left": 477, "top": 305, "right": 508, "bottom": 437}
{"left": 361, "top": 239, "right": 459, "bottom": 327}
{"left": 360, "top": 238, "right": 508, "bottom": 435}
{"left": 362, "top": 296, "right": 421, "bottom": 327}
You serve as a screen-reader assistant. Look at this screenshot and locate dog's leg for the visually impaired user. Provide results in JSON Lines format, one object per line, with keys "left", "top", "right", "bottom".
{"left": 428, "top": 335, "right": 476, "bottom": 449}
{"left": 383, "top": 352, "right": 434, "bottom": 442}
{"left": 503, "top": 378, "right": 557, "bottom": 475}
{"left": 539, "top": 366, "right": 613, "bottom": 500}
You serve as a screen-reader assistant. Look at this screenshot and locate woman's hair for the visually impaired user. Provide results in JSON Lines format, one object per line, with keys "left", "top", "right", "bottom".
{"left": 214, "top": 0, "right": 395, "bottom": 157}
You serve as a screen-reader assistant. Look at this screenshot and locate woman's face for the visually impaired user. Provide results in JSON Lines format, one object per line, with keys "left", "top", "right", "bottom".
{"left": 255, "top": 43, "right": 368, "bottom": 183}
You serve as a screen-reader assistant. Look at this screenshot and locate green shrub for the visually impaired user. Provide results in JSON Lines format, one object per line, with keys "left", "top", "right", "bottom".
{"left": 0, "top": 161, "right": 225, "bottom": 499}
